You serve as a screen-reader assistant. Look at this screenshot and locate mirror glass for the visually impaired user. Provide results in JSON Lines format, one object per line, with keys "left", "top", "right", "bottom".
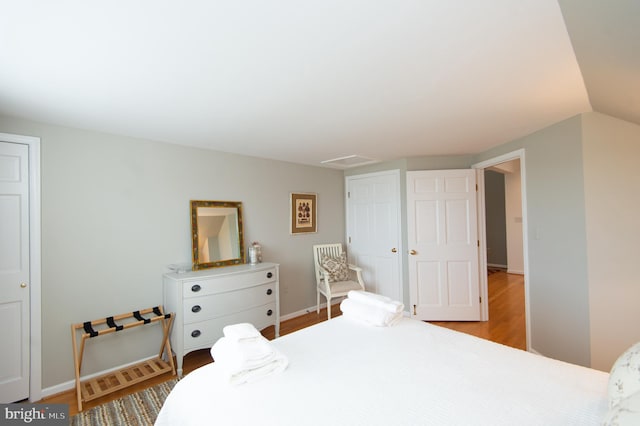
{"left": 191, "top": 200, "right": 245, "bottom": 270}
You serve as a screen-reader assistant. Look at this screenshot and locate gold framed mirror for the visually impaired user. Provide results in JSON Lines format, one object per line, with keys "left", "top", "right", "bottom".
{"left": 191, "top": 200, "right": 245, "bottom": 270}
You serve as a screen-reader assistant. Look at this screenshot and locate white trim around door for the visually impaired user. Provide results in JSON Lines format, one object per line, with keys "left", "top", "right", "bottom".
{"left": 472, "top": 149, "right": 531, "bottom": 352}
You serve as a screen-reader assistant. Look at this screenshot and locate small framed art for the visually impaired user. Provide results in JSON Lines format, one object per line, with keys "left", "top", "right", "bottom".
{"left": 290, "top": 192, "right": 317, "bottom": 234}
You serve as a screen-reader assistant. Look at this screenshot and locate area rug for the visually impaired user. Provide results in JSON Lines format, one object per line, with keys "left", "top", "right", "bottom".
{"left": 71, "top": 379, "right": 178, "bottom": 426}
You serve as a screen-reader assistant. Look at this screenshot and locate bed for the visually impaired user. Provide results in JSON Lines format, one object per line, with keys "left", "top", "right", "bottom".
{"left": 155, "top": 316, "right": 608, "bottom": 425}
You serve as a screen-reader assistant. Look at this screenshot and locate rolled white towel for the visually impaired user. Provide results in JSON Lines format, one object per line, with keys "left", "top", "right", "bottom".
{"left": 211, "top": 336, "right": 276, "bottom": 370}
{"left": 347, "top": 290, "right": 404, "bottom": 314}
{"left": 223, "top": 322, "right": 262, "bottom": 342}
{"left": 340, "top": 298, "right": 403, "bottom": 327}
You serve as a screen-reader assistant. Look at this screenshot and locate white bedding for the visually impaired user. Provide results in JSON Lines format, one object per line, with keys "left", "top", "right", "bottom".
{"left": 155, "top": 317, "right": 608, "bottom": 426}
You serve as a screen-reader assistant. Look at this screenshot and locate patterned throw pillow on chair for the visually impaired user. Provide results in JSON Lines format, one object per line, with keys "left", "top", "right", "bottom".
{"left": 320, "top": 252, "right": 350, "bottom": 282}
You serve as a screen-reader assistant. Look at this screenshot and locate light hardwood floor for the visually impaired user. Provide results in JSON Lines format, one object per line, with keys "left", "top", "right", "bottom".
{"left": 41, "top": 270, "right": 525, "bottom": 416}
{"left": 430, "top": 270, "right": 526, "bottom": 350}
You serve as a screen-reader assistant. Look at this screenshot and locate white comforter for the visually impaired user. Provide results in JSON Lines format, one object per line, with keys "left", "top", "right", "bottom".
{"left": 155, "top": 317, "right": 608, "bottom": 426}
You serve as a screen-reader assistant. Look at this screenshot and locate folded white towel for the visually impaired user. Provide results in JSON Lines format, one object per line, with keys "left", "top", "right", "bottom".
{"left": 211, "top": 336, "right": 276, "bottom": 370}
{"left": 347, "top": 290, "right": 404, "bottom": 314}
{"left": 340, "top": 298, "right": 403, "bottom": 327}
{"left": 222, "top": 351, "right": 288, "bottom": 386}
{"left": 210, "top": 327, "right": 289, "bottom": 385}
{"left": 223, "top": 323, "right": 262, "bottom": 342}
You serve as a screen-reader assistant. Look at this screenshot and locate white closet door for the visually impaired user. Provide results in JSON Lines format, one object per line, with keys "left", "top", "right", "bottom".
{"left": 0, "top": 142, "right": 30, "bottom": 402}
{"left": 346, "top": 170, "right": 402, "bottom": 302}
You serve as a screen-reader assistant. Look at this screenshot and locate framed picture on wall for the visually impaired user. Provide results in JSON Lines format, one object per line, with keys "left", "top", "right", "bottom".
{"left": 290, "top": 192, "right": 317, "bottom": 234}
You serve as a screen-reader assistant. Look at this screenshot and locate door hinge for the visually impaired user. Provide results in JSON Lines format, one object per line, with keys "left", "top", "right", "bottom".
{"left": 476, "top": 184, "right": 478, "bottom": 191}
{"left": 347, "top": 191, "right": 350, "bottom": 198}
{"left": 413, "top": 304, "right": 417, "bottom": 315}
{"left": 477, "top": 240, "right": 480, "bottom": 247}
{"left": 348, "top": 236, "right": 351, "bottom": 244}
{"left": 479, "top": 296, "right": 482, "bottom": 304}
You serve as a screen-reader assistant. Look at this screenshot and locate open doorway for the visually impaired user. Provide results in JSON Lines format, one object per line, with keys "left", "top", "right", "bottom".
{"left": 473, "top": 149, "right": 530, "bottom": 351}
{"left": 484, "top": 160, "right": 524, "bottom": 274}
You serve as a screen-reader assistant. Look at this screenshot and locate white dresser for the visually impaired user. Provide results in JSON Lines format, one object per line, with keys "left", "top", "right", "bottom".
{"left": 163, "top": 262, "right": 280, "bottom": 376}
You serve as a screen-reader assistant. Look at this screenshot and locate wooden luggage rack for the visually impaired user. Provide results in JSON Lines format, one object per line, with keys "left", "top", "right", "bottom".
{"left": 71, "top": 306, "right": 176, "bottom": 411}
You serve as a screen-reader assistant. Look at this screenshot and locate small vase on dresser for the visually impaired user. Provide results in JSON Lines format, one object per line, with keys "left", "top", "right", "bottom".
{"left": 163, "top": 262, "right": 280, "bottom": 376}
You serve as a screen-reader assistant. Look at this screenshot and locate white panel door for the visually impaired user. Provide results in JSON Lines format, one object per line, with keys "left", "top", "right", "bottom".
{"left": 346, "top": 171, "right": 402, "bottom": 302}
{"left": 0, "top": 142, "right": 30, "bottom": 402}
{"left": 407, "top": 170, "right": 481, "bottom": 321}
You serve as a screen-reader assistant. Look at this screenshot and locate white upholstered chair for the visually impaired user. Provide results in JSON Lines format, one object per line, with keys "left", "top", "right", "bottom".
{"left": 313, "top": 243, "right": 365, "bottom": 319}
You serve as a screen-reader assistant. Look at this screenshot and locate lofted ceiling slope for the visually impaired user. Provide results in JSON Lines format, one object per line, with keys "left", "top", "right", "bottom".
{"left": 0, "top": 1, "right": 637, "bottom": 167}
{"left": 558, "top": 0, "right": 640, "bottom": 126}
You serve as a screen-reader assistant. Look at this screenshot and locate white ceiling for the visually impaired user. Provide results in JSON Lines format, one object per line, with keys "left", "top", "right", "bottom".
{"left": 0, "top": 1, "right": 636, "bottom": 168}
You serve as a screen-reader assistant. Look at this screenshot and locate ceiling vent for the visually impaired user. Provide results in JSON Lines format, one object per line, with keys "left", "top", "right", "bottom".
{"left": 320, "top": 155, "right": 379, "bottom": 169}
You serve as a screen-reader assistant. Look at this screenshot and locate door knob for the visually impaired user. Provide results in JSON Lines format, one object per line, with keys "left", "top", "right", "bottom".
{"left": 409, "top": 250, "right": 417, "bottom": 255}
{"left": 20, "top": 282, "right": 27, "bottom": 288}
{"left": 391, "top": 248, "right": 397, "bottom": 253}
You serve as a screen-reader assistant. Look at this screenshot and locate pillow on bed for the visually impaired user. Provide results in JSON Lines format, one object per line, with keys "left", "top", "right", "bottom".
{"left": 603, "top": 391, "right": 640, "bottom": 426}
{"left": 609, "top": 341, "right": 640, "bottom": 408}
{"left": 320, "top": 252, "right": 350, "bottom": 282}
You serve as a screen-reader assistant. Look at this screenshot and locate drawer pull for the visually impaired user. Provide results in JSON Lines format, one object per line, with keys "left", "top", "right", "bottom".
{"left": 191, "top": 305, "right": 201, "bottom": 313}
{"left": 191, "top": 330, "right": 201, "bottom": 338}
{"left": 267, "top": 272, "right": 273, "bottom": 279}
{"left": 191, "top": 284, "right": 201, "bottom": 292}
{"left": 266, "top": 288, "right": 273, "bottom": 296}
{"left": 267, "top": 309, "right": 273, "bottom": 316}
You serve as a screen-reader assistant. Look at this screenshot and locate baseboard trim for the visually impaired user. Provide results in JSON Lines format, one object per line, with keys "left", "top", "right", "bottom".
{"left": 279, "top": 298, "right": 347, "bottom": 322}
{"left": 280, "top": 306, "right": 323, "bottom": 322}
{"left": 529, "top": 347, "right": 543, "bottom": 356}
{"left": 507, "top": 269, "right": 524, "bottom": 275}
{"left": 41, "top": 355, "right": 158, "bottom": 399}
{"left": 280, "top": 300, "right": 410, "bottom": 321}
{"left": 487, "top": 263, "right": 508, "bottom": 269}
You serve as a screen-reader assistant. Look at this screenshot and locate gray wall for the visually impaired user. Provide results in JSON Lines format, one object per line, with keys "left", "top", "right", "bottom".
{"left": 407, "top": 155, "right": 475, "bottom": 171}
{"left": 484, "top": 170, "right": 507, "bottom": 267}
{"left": 582, "top": 112, "right": 640, "bottom": 371}
{"left": 0, "top": 115, "right": 346, "bottom": 389}
{"left": 475, "top": 114, "right": 591, "bottom": 367}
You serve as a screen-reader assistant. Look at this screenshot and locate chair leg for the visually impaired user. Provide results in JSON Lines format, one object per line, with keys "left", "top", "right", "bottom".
{"left": 327, "top": 296, "right": 332, "bottom": 320}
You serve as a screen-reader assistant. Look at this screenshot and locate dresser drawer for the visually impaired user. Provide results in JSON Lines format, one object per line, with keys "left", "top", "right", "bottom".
{"left": 183, "top": 267, "right": 277, "bottom": 298}
{"left": 183, "top": 283, "right": 276, "bottom": 323}
{"left": 183, "top": 302, "right": 277, "bottom": 351}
